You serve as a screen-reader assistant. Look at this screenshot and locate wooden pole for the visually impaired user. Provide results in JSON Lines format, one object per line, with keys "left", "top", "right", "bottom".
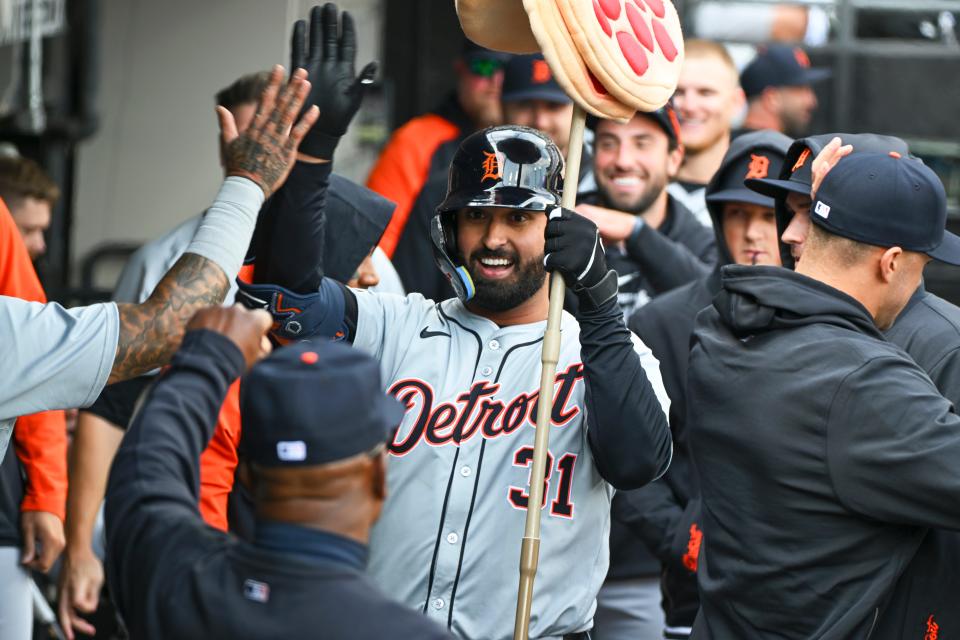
{"left": 513, "top": 103, "right": 588, "bottom": 640}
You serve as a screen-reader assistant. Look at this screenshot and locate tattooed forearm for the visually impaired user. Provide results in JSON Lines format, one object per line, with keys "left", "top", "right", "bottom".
{"left": 108, "top": 253, "right": 229, "bottom": 384}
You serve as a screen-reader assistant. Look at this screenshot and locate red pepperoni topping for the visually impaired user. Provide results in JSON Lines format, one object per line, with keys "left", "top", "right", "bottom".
{"left": 626, "top": 3, "right": 655, "bottom": 52}
{"left": 594, "top": 0, "right": 612, "bottom": 37}
{"left": 652, "top": 19, "right": 678, "bottom": 61}
{"left": 598, "top": 0, "right": 622, "bottom": 21}
{"left": 616, "top": 31, "right": 650, "bottom": 76}
{"left": 587, "top": 69, "right": 609, "bottom": 96}
{"left": 643, "top": 0, "right": 666, "bottom": 18}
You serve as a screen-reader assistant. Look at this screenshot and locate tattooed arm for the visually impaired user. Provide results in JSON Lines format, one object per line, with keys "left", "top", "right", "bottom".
{"left": 107, "top": 66, "right": 318, "bottom": 384}
{"left": 109, "top": 255, "right": 227, "bottom": 383}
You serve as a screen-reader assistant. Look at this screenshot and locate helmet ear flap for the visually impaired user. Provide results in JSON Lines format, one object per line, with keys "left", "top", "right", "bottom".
{"left": 430, "top": 212, "right": 475, "bottom": 302}
{"left": 441, "top": 211, "right": 458, "bottom": 256}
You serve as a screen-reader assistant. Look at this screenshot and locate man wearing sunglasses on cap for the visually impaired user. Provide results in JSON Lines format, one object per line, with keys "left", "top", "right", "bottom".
{"left": 368, "top": 40, "right": 509, "bottom": 302}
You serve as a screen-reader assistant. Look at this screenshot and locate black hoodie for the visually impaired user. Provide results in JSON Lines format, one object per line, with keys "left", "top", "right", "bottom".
{"left": 774, "top": 134, "right": 960, "bottom": 639}
{"left": 615, "top": 131, "right": 791, "bottom": 633}
{"left": 688, "top": 265, "right": 960, "bottom": 639}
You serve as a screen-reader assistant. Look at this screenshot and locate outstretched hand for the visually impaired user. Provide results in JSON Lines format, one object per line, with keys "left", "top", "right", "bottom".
{"left": 810, "top": 136, "right": 853, "bottom": 201}
{"left": 290, "top": 3, "right": 377, "bottom": 159}
{"left": 218, "top": 65, "right": 319, "bottom": 198}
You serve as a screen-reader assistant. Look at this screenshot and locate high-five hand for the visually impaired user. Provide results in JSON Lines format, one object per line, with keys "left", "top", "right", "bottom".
{"left": 290, "top": 3, "right": 378, "bottom": 160}
{"left": 218, "top": 66, "right": 319, "bottom": 197}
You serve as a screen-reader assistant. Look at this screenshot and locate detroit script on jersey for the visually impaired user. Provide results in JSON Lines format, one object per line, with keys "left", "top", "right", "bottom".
{"left": 350, "top": 290, "right": 669, "bottom": 640}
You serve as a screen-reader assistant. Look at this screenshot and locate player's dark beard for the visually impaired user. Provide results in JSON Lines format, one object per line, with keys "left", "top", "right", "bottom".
{"left": 459, "top": 247, "right": 546, "bottom": 312}
{"left": 781, "top": 110, "right": 811, "bottom": 139}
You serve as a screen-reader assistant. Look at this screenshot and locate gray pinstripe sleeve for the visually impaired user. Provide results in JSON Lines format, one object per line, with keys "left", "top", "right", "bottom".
{"left": 0, "top": 296, "right": 120, "bottom": 459}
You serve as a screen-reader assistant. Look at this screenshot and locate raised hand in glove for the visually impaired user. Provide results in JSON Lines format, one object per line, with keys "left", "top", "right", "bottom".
{"left": 291, "top": 3, "right": 377, "bottom": 160}
{"left": 544, "top": 206, "right": 618, "bottom": 310}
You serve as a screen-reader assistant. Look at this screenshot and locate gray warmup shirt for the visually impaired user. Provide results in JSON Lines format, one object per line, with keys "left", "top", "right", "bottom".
{"left": 0, "top": 298, "right": 119, "bottom": 457}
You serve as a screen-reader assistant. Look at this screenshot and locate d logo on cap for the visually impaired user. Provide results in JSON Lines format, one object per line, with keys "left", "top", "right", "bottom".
{"left": 792, "top": 148, "right": 811, "bottom": 173}
{"left": 531, "top": 59, "right": 552, "bottom": 84}
{"left": 746, "top": 154, "right": 770, "bottom": 180}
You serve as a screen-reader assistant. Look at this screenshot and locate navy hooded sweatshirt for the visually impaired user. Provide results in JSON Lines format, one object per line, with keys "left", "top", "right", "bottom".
{"left": 688, "top": 265, "right": 960, "bottom": 639}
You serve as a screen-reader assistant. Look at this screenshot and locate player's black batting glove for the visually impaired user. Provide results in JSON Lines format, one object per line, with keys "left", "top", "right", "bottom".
{"left": 544, "top": 206, "right": 618, "bottom": 311}
{"left": 291, "top": 3, "right": 377, "bottom": 159}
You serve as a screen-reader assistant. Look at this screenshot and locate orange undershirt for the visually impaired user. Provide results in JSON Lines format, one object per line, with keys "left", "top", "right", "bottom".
{"left": 0, "top": 199, "right": 68, "bottom": 521}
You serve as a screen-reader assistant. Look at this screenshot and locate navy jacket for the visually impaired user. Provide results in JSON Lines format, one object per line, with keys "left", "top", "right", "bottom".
{"left": 871, "top": 284, "right": 960, "bottom": 639}
{"left": 689, "top": 266, "right": 960, "bottom": 639}
{"left": 104, "top": 330, "right": 451, "bottom": 640}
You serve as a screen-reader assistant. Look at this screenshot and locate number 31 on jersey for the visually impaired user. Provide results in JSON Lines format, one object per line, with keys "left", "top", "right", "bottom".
{"left": 507, "top": 446, "right": 577, "bottom": 519}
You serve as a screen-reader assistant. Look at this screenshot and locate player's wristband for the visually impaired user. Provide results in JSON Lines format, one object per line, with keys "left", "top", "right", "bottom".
{"left": 573, "top": 268, "right": 618, "bottom": 312}
{"left": 184, "top": 177, "right": 265, "bottom": 282}
{"left": 235, "top": 278, "right": 347, "bottom": 342}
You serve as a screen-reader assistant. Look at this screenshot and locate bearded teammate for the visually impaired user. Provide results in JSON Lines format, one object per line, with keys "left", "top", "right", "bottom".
{"left": 239, "top": 125, "right": 672, "bottom": 639}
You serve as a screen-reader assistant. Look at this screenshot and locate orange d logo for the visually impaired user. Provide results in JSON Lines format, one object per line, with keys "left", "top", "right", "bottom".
{"left": 745, "top": 154, "right": 770, "bottom": 180}
{"left": 531, "top": 59, "right": 552, "bottom": 84}
{"left": 793, "top": 47, "right": 811, "bottom": 68}
{"left": 792, "top": 148, "right": 811, "bottom": 174}
{"left": 481, "top": 151, "right": 501, "bottom": 182}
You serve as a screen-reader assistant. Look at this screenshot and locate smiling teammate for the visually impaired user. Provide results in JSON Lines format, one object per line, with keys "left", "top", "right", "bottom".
{"left": 667, "top": 40, "right": 746, "bottom": 227}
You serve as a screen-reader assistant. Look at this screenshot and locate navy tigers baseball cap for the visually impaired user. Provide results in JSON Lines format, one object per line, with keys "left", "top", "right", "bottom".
{"left": 810, "top": 151, "right": 960, "bottom": 265}
{"left": 746, "top": 134, "right": 912, "bottom": 200}
{"left": 740, "top": 45, "right": 831, "bottom": 98}
{"left": 706, "top": 130, "right": 791, "bottom": 207}
{"left": 586, "top": 104, "right": 682, "bottom": 146}
{"left": 239, "top": 341, "right": 405, "bottom": 467}
{"left": 501, "top": 53, "right": 570, "bottom": 104}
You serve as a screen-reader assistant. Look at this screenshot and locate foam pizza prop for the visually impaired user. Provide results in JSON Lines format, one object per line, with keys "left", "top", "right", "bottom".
{"left": 521, "top": 0, "right": 635, "bottom": 121}
{"left": 556, "top": 0, "right": 683, "bottom": 112}
{"left": 456, "top": 0, "right": 684, "bottom": 119}
{"left": 455, "top": 0, "right": 540, "bottom": 54}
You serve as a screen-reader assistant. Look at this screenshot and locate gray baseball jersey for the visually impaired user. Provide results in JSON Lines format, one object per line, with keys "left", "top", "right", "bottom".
{"left": 353, "top": 290, "right": 670, "bottom": 640}
{"left": 0, "top": 297, "right": 119, "bottom": 459}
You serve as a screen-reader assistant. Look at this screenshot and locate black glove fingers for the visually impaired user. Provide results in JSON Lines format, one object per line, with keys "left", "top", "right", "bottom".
{"left": 544, "top": 235, "right": 564, "bottom": 255}
{"left": 309, "top": 5, "right": 324, "bottom": 59}
{"left": 321, "top": 3, "right": 339, "bottom": 61}
{"left": 338, "top": 10, "right": 357, "bottom": 65}
{"left": 291, "top": 20, "right": 307, "bottom": 70}
{"left": 544, "top": 216, "right": 567, "bottom": 240}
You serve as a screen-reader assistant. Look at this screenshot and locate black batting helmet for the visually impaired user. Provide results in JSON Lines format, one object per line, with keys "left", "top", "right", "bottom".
{"left": 431, "top": 125, "right": 564, "bottom": 302}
